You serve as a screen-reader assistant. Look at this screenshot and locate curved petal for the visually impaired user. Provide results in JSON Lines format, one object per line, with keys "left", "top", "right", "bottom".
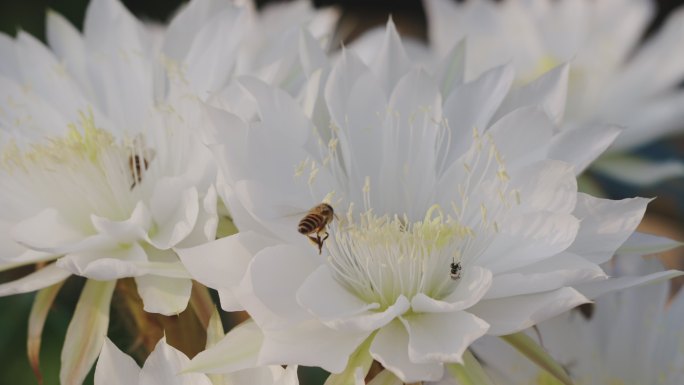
{"left": 567, "top": 193, "right": 649, "bottom": 264}
{"left": 259, "top": 319, "right": 369, "bottom": 374}
{"left": 176, "top": 185, "right": 218, "bottom": 248}
{"left": 239, "top": 244, "right": 320, "bottom": 329}
{"left": 478, "top": 212, "right": 579, "bottom": 274}
{"left": 140, "top": 338, "right": 213, "bottom": 385}
{"left": 548, "top": 123, "right": 622, "bottom": 175}
{"left": 11, "top": 208, "right": 88, "bottom": 252}
{"left": 148, "top": 180, "right": 199, "bottom": 250}
{"left": 186, "top": 319, "right": 263, "bottom": 374}
{"left": 95, "top": 339, "right": 141, "bottom": 385}
{"left": 370, "top": 19, "right": 411, "bottom": 95}
{"left": 60, "top": 279, "right": 116, "bottom": 385}
{"left": 442, "top": 65, "right": 514, "bottom": 165}
{"left": 469, "top": 287, "right": 589, "bottom": 336}
{"left": 90, "top": 201, "right": 151, "bottom": 244}
{"left": 57, "top": 242, "right": 148, "bottom": 280}
{"left": 176, "top": 231, "right": 279, "bottom": 310}
{"left": 134, "top": 275, "right": 192, "bottom": 316}
{"left": 369, "top": 320, "right": 444, "bottom": 382}
{"left": 401, "top": 311, "right": 489, "bottom": 364}
{"left": 411, "top": 266, "right": 492, "bottom": 313}
{"left": 495, "top": 63, "right": 569, "bottom": 126}
{"left": 297, "top": 265, "right": 379, "bottom": 322}
{"left": 0, "top": 263, "right": 70, "bottom": 296}
{"left": 484, "top": 252, "right": 606, "bottom": 299}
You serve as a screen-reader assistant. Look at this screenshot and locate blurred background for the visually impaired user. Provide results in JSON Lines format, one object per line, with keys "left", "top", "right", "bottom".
{"left": 1, "top": 0, "right": 684, "bottom": 384}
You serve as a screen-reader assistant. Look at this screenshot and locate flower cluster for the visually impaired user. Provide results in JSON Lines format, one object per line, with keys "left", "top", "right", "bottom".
{"left": 0, "top": 0, "right": 683, "bottom": 384}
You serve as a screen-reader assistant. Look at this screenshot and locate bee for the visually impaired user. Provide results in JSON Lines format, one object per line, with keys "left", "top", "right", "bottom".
{"left": 450, "top": 261, "right": 462, "bottom": 280}
{"left": 128, "top": 154, "right": 150, "bottom": 189}
{"left": 127, "top": 135, "right": 155, "bottom": 190}
{"left": 298, "top": 203, "right": 335, "bottom": 254}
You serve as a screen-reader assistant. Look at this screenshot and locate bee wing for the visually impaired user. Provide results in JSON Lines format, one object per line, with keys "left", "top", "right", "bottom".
{"left": 251, "top": 203, "right": 310, "bottom": 220}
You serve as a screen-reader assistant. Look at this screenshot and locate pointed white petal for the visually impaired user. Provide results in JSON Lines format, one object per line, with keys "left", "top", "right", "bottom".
{"left": 469, "top": 287, "right": 589, "bottom": 335}
{"left": 135, "top": 275, "right": 192, "bottom": 316}
{"left": 567, "top": 193, "right": 649, "bottom": 264}
{"left": 140, "top": 338, "right": 213, "bottom": 385}
{"left": 186, "top": 319, "right": 263, "bottom": 374}
{"left": 61, "top": 279, "right": 116, "bottom": 385}
{"left": 411, "top": 266, "right": 492, "bottom": 313}
{"left": 95, "top": 339, "right": 141, "bottom": 385}
{"left": 402, "top": 312, "right": 489, "bottom": 364}
{"left": 148, "top": 180, "right": 199, "bottom": 250}
{"left": 0, "top": 263, "right": 70, "bottom": 296}
{"left": 547, "top": 123, "right": 622, "bottom": 175}
{"left": 370, "top": 320, "right": 444, "bottom": 382}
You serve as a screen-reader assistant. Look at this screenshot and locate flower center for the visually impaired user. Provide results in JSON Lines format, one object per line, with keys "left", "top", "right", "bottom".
{"left": 0, "top": 111, "right": 153, "bottom": 229}
{"left": 325, "top": 205, "right": 476, "bottom": 309}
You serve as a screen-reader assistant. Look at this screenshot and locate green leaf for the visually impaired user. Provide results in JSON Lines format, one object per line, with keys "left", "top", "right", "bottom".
{"left": 446, "top": 350, "right": 495, "bottom": 385}
{"left": 28, "top": 281, "right": 65, "bottom": 384}
{"left": 501, "top": 332, "right": 573, "bottom": 385}
{"left": 324, "top": 336, "right": 374, "bottom": 385}
{"left": 60, "top": 279, "right": 115, "bottom": 385}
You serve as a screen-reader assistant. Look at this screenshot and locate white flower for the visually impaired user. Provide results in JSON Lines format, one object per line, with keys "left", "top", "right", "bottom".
{"left": 423, "top": 0, "right": 684, "bottom": 184}
{"left": 95, "top": 310, "right": 299, "bottom": 385}
{"left": 462, "top": 255, "right": 684, "bottom": 385}
{"left": 179, "top": 21, "right": 679, "bottom": 383}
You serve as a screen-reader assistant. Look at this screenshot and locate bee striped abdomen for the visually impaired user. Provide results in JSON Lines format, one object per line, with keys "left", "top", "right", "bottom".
{"left": 298, "top": 214, "right": 323, "bottom": 234}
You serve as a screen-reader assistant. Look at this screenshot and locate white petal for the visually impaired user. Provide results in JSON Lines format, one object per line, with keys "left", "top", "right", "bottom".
{"left": 576, "top": 269, "right": 683, "bottom": 300}
{"left": 441, "top": 65, "right": 514, "bottom": 165}
{"left": 435, "top": 39, "right": 466, "bottom": 97}
{"left": 95, "top": 339, "right": 141, "bottom": 385}
{"left": 401, "top": 312, "right": 489, "bottom": 364}
{"left": 324, "top": 50, "right": 371, "bottom": 131}
{"left": 495, "top": 63, "right": 568, "bottom": 126}
{"left": 567, "top": 193, "right": 649, "bottom": 264}
{"left": 148, "top": 180, "right": 199, "bottom": 249}
{"left": 484, "top": 252, "right": 606, "bottom": 299}
{"left": 60, "top": 279, "right": 116, "bottom": 385}
{"left": 176, "top": 185, "right": 218, "bottom": 248}
{"left": 617, "top": 232, "right": 683, "bottom": 256}
{"left": 140, "top": 337, "right": 212, "bottom": 385}
{"left": 469, "top": 287, "right": 589, "bottom": 336}
{"left": 259, "top": 319, "right": 369, "bottom": 374}
{"left": 57, "top": 242, "right": 148, "bottom": 280}
{"left": 183, "top": 8, "right": 246, "bottom": 96}
{"left": 135, "top": 275, "right": 192, "bottom": 316}
{"left": 299, "top": 29, "right": 327, "bottom": 77}
{"left": 90, "top": 201, "right": 152, "bottom": 244}
{"left": 411, "top": 266, "right": 492, "bottom": 313}
{"left": 176, "top": 231, "right": 278, "bottom": 311}
{"left": 239, "top": 244, "right": 320, "bottom": 329}
{"left": 297, "top": 266, "right": 379, "bottom": 323}
{"left": 478, "top": 212, "right": 579, "bottom": 274}
{"left": 45, "top": 10, "right": 87, "bottom": 79}
{"left": 370, "top": 19, "right": 412, "bottom": 95}
{"left": 0, "top": 263, "right": 70, "bottom": 296}
{"left": 11, "top": 208, "right": 87, "bottom": 252}
{"left": 510, "top": 160, "right": 577, "bottom": 215}
{"left": 486, "top": 106, "right": 554, "bottom": 169}
{"left": 239, "top": 76, "right": 311, "bottom": 146}
{"left": 83, "top": 0, "right": 146, "bottom": 51}
{"left": 162, "top": 0, "right": 231, "bottom": 61}
{"left": 547, "top": 123, "right": 622, "bottom": 174}
{"left": 370, "top": 320, "right": 444, "bottom": 382}
{"left": 186, "top": 319, "right": 263, "bottom": 374}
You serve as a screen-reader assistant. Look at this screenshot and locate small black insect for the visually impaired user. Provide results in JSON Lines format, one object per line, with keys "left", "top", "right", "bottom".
{"left": 450, "top": 261, "right": 462, "bottom": 280}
